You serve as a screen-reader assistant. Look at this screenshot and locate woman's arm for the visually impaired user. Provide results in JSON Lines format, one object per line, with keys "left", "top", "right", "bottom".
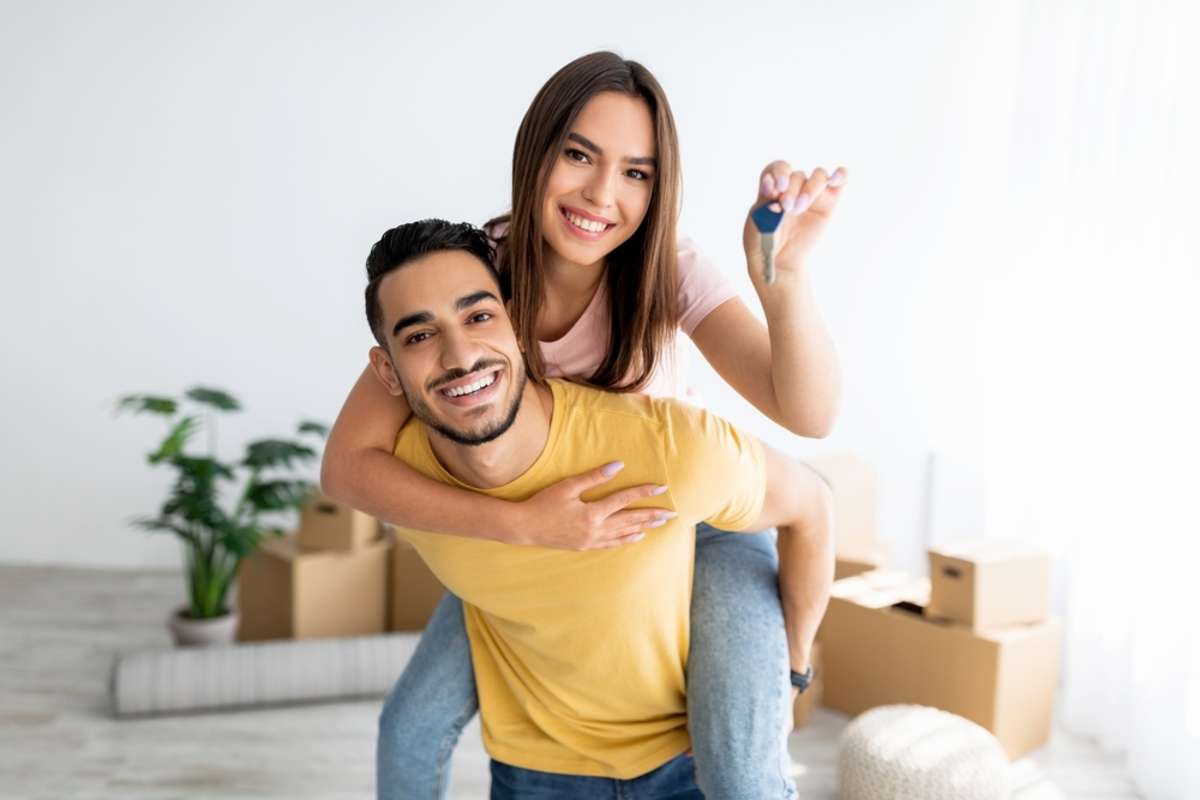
{"left": 321, "top": 365, "right": 671, "bottom": 548}
{"left": 688, "top": 162, "right": 846, "bottom": 438}
{"left": 689, "top": 285, "right": 839, "bottom": 438}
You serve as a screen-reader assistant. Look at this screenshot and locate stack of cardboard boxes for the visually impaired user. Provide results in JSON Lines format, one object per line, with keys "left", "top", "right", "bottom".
{"left": 237, "top": 492, "right": 445, "bottom": 641}
{"left": 819, "top": 541, "right": 1059, "bottom": 758}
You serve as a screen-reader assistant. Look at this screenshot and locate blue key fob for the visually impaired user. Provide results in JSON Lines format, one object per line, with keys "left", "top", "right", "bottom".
{"left": 751, "top": 203, "right": 784, "bottom": 234}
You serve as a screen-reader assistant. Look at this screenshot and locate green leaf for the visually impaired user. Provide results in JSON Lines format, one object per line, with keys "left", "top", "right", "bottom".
{"left": 117, "top": 394, "right": 178, "bottom": 416}
{"left": 218, "top": 524, "right": 268, "bottom": 559}
{"left": 172, "top": 456, "right": 236, "bottom": 482}
{"left": 185, "top": 387, "right": 241, "bottom": 412}
{"left": 297, "top": 420, "right": 329, "bottom": 438}
{"left": 147, "top": 416, "right": 199, "bottom": 464}
{"left": 159, "top": 457, "right": 236, "bottom": 529}
{"left": 133, "top": 517, "right": 198, "bottom": 544}
{"left": 243, "top": 479, "right": 312, "bottom": 513}
{"left": 247, "top": 479, "right": 311, "bottom": 513}
{"left": 242, "top": 439, "right": 317, "bottom": 470}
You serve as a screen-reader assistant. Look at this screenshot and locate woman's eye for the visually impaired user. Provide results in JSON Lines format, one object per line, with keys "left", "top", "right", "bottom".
{"left": 627, "top": 169, "right": 651, "bottom": 181}
{"left": 565, "top": 148, "right": 591, "bottom": 164}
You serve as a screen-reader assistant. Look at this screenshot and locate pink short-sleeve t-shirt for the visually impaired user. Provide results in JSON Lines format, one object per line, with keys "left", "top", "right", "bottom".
{"left": 533, "top": 236, "right": 737, "bottom": 401}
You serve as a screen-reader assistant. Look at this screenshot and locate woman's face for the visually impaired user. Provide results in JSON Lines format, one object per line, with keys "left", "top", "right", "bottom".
{"left": 540, "top": 91, "right": 657, "bottom": 269}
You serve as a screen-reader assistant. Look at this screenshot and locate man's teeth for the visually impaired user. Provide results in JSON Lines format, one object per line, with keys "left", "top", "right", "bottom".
{"left": 565, "top": 210, "right": 609, "bottom": 233}
{"left": 443, "top": 372, "right": 497, "bottom": 398}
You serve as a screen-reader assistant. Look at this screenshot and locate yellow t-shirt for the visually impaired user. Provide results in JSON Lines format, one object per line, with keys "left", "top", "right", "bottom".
{"left": 392, "top": 378, "right": 767, "bottom": 779}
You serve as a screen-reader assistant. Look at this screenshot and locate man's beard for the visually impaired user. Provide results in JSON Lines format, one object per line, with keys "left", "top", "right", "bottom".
{"left": 405, "top": 359, "right": 527, "bottom": 447}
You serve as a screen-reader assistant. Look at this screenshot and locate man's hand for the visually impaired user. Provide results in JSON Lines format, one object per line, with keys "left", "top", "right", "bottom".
{"left": 506, "top": 462, "right": 675, "bottom": 550}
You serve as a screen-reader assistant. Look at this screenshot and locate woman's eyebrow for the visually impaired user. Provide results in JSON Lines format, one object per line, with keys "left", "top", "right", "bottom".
{"left": 566, "top": 132, "right": 656, "bottom": 167}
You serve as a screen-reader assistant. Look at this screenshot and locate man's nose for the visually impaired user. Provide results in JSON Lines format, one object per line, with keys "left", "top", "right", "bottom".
{"left": 439, "top": 326, "right": 483, "bottom": 372}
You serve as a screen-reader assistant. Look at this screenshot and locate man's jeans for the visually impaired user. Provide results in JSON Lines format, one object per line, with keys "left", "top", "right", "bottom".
{"left": 377, "top": 524, "right": 797, "bottom": 799}
{"left": 489, "top": 753, "right": 703, "bottom": 799}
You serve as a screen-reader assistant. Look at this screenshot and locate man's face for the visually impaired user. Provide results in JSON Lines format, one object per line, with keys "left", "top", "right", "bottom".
{"left": 370, "top": 250, "right": 526, "bottom": 446}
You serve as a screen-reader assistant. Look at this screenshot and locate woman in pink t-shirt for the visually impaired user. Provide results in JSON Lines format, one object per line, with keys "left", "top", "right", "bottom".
{"left": 325, "top": 52, "right": 846, "bottom": 798}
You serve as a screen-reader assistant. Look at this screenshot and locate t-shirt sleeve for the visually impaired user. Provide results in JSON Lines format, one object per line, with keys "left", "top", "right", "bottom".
{"left": 659, "top": 398, "right": 767, "bottom": 531}
{"left": 675, "top": 236, "right": 739, "bottom": 336}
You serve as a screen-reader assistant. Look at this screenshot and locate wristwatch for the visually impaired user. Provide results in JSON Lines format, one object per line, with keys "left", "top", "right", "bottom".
{"left": 789, "top": 665, "right": 814, "bottom": 694}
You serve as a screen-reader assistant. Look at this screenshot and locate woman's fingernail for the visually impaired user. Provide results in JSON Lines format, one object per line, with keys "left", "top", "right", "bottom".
{"left": 601, "top": 461, "right": 624, "bottom": 477}
{"left": 651, "top": 485, "right": 668, "bottom": 495}
{"left": 657, "top": 511, "right": 678, "bottom": 520}
{"left": 762, "top": 174, "right": 775, "bottom": 195}
{"left": 648, "top": 518, "right": 668, "bottom": 528}
{"left": 777, "top": 174, "right": 790, "bottom": 192}
{"left": 780, "top": 196, "right": 795, "bottom": 212}
{"left": 829, "top": 171, "right": 844, "bottom": 187}
{"left": 794, "top": 193, "right": 813, "bottom": 214}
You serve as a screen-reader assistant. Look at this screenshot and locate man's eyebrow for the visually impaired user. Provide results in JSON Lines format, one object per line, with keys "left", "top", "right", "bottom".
{"left": 392, "top": 311, "right": 432, "bottom": 338}
{"left": 567, "top": 132, "right": 656, "bottom": 168}
{"left": 390, "top": 290, "right": 499, "bottom": 338}
{"left": 455, "top": 289, "right": 500, "bottom": 310}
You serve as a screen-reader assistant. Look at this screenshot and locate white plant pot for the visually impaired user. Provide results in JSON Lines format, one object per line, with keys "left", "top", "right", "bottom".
{"left": 168, "top": 606, "right": 240, "bottom": 647}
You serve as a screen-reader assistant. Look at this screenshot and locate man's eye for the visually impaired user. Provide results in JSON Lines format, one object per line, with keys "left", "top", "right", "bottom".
{"left": 469, "top": 312, "right": 493, "bottom": 323}
{"left": 406, "top": 331, "right": 432, "bottom": 345}
{"left": 565, "top": 148, "right": 591, "bottom": 164}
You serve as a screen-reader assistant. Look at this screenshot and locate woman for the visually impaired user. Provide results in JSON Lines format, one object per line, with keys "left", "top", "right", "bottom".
{"left": 324, "top": 51, "right": 846, "bottom": 798}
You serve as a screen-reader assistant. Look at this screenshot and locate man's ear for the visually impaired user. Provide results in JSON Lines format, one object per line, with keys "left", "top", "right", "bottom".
{"left": 368, "top": 346, "right": 406, "bottom": 398}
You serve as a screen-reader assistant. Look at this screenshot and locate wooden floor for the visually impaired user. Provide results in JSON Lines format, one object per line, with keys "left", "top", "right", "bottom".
{"left": 0, "top": 565, "right": 1143, "bottom": 799}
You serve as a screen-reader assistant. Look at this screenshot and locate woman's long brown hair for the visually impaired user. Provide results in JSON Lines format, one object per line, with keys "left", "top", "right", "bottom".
{"left": 487, "top": 51, "right": 681, "bottom": 392}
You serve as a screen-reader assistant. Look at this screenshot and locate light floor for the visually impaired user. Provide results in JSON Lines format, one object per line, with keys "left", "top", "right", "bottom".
{"left": 0, "top": 565, "right": 1143, "bottom": 799}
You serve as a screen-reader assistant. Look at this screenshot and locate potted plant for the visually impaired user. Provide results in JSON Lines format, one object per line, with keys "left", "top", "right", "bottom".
{"left": 118, "top": 386, "right": 327, "bottom": 646}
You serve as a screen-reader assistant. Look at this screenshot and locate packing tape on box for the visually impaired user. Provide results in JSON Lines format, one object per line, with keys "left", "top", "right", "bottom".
{"left": 110, "top": 633, "right": 420, "bottom": 716}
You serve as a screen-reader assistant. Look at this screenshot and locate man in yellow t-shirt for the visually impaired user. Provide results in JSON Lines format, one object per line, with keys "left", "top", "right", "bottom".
{"left": 363, "top": 220, "right": 834, "bottom": 795}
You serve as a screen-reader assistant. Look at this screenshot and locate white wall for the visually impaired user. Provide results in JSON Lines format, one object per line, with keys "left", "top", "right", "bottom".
{"left": 0, "top": 0, "right": 1001, "bottom": 570}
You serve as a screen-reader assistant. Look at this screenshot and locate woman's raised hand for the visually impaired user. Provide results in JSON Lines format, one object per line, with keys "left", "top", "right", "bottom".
{"left": 508, "top": 462, "right": 676, "bottom": 550}
{"left": 742, "top": 161, "right": 848, "bottom": 286}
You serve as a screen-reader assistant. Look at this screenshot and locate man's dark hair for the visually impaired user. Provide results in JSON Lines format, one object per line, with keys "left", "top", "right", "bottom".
{"left": 364, "top": 219, "right": 500, "bottom": 346}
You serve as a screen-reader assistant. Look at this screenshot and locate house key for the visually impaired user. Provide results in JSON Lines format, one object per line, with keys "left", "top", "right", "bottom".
{"left": 751, "top": 202, "right": 785, "bottom": 284}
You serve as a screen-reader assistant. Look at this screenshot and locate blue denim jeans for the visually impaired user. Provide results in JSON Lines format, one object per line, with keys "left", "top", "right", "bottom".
{"left": 376, "top": 524, "right": 796, "bottom": 800}
{"left": 489, "top": 753, "right": 703, "bottom": 799}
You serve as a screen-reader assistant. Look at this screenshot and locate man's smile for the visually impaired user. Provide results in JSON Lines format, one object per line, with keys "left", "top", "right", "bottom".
{"left": 435, "top": 367, "right": 504, "bottom": 408}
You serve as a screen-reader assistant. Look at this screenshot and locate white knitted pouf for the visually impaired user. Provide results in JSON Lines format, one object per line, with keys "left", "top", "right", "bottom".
{"left": 838, "top": 705, "right": 1010, "bottom": 800}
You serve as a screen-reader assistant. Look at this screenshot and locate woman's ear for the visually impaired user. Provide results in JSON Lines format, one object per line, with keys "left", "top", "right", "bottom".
{"left": 368, "top": 346, "right": 405, "bottom": 398}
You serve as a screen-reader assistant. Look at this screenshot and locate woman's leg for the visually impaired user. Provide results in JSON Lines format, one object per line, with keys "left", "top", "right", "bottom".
{"left": 377, "top": 592, "right": 478, "bottom": 800}
{"left": 687, "top": 524, "right": 797, "bottom": 800}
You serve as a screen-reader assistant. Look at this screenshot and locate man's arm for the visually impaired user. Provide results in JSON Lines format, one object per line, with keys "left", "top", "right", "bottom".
{"left": 738, "top": 444, "right": 835, "bottom": 676}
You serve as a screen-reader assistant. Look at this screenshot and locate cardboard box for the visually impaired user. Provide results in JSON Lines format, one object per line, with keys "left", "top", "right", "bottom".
{"left": 388, "top": 534, "right": 446, "bottom": 631}
{"left": 237, "top": 533, "right": 390, "bottom": 641}
{"left": 297, "top": 491, "right": 380, "bottom": 552}
{"left": 927, "top": 540, "right": 1050, "bottom": 628}
{"left": 819, "top": 571, "right": 1060, "bottom": 759}
{"left": 835, "top": 540, "right": 888, "bottom": 581}
{"left": 805, "top": 453, "right": 882, "bottom": 552}
{"left": 792, "top": 643, "right": 823, "bottom": 729}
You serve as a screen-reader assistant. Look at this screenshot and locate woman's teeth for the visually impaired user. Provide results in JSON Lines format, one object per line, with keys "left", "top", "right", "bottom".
{"left": 443, "top": 372, "right": 496, "bottom": 398}
{"left": 565, "top": 210, "right": 609, "bottom": 233}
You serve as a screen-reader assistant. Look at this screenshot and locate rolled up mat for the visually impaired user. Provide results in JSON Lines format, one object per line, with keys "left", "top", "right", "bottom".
{"left": 110, "top": 633, "right": 420, "bottom": 716}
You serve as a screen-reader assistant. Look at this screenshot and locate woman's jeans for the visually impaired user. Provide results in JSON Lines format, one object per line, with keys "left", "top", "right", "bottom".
{"left": 376, "top": 524, "right": 796, "bottom": 800}
{"left": 489, "top": 753, "right": 702, "bottom": 799}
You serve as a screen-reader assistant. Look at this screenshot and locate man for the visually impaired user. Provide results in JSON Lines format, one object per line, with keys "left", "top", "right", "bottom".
{"left": 364, "top": 219, "right": 834, "bottom": 797}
